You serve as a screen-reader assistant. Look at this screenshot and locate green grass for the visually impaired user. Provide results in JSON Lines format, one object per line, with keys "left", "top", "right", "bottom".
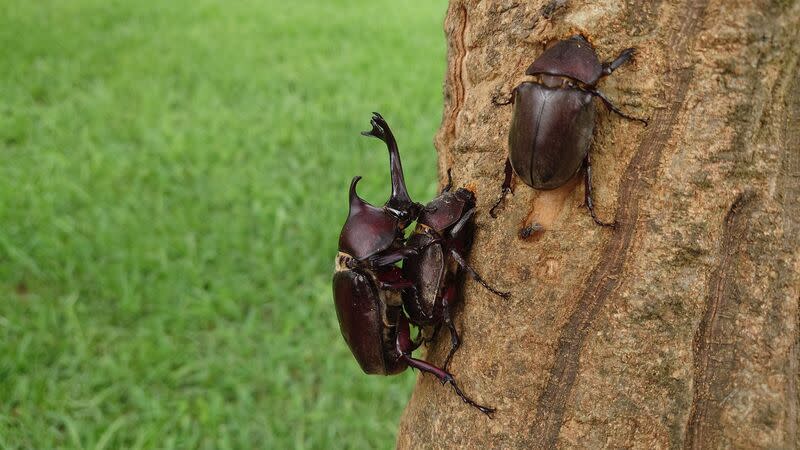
{"left": 0, "top": 1, "right": 446, "bottom": 448}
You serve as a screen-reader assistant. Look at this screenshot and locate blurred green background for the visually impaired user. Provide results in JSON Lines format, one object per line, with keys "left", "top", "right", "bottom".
{"left": 0, "top": 0, "right": 446, "bottom": 448}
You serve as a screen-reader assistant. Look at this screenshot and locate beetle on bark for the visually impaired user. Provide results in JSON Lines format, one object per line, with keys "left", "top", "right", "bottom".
{"left": 333, "top": 113, "right": 495, "bottom": 416}
{"left": 403, "top": 171, "right": 510, "bottom": 372}
{"left": 490, "top": 35, "right": 648, "bottom": 235}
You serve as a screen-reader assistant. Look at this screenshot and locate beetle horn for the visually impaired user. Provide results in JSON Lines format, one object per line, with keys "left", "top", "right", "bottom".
{"left": 348, "top": 176, "right": 369, "bottom": 213}
{"left": 361, "top": 113, "right": 415, "bottom": 212}
{"left": 361, "top": 112, "right": 414, "bottom": 211}
{"left": 384, "top": 131, "right": 415, "bottom": 211}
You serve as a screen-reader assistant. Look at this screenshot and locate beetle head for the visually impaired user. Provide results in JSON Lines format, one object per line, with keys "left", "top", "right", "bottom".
{"left": 526, "top": 35, "right": 603, "bottom": 86}
{"left": 338, "top": 176, "right": 402, "bottom": 261}
{"left": 418, "top": 188, "right": 476, "bottom": 233}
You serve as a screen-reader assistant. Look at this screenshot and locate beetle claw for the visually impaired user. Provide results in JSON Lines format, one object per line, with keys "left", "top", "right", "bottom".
{"left": 366, "top": 113, "right": 392, "bottom": 139}
{"left": 443, "top": 376, "right": 496, "bottom": 417}
{"left": 489, "top": 188, "right": 511, "bottom": 218}
{"left": 591, "top": 217, "right": 617, "bottom": 228}
{"left": 370, "top": 112, "right": 389, "bottom": 127}
{"left": 361, "top": 117, "right": 389, "bottom": 142}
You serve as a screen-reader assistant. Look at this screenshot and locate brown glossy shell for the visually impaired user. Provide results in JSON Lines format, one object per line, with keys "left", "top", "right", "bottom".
{"left": 416, "top": 188, "right": 475, "bottom": 233}
{"left": 332, "top": 269, "right": 406, "bottom": 375}
{"left": 509, "top": 82, "right": 596, "bottom": 189}
{"left": 338, "top": 177, "right": 400, "bottom": 260}
{"left": 526, "top": 35, "right": 603, "bottom": 86}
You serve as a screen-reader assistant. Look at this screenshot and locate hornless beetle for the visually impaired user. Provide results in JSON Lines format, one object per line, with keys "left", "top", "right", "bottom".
{"left": 403, "top": 171, "right": 510, "bottom": 372}
{"left": 490, "top": 35, "right": 648, "bottom": 235}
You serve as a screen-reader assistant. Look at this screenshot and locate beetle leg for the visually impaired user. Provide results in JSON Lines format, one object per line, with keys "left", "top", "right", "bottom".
{"left": 375, "top": 237, "right": 442, "bottom": 270}
{"left": 489, "top": 158, "right": 514, "bottom": 218}
{"left": 586, "top": 88, "right": 649, "bottom": 126}
{"left": 601, "top": 47, "right": 636, "bottom": 77}
{"left": 441, "top": 285, "right": 461, "bottom": 371}
{"left": 441, "top": 169, "right": 453, "bottom": 194}
{"left": 395, "top": 315, "right": 495, "bottom": 417}
{"left": 402, "top": 355, "right": 495, "bottom": 416}
{"left": 443, "top": 321, "right": 460, "bottom": 371}
{"left": 378, "top": 277, "right": 415, "bottom": 291}
{"left": 583, "top": 153, "right": 617, "bottom": 228}
{"left": 450, "top": 250, "right": 511, "bottom": 299}
{"left": 425, "top": 323, "right": 442, "bottom": 347}
{"left": 449, "top": 207, "right": 476, "bottom": 237}
{"left": 375, "top": 267, "right": 415, "bottom": 290}
{"left": 370, "top": 246, "right": 419, "bottom": 267}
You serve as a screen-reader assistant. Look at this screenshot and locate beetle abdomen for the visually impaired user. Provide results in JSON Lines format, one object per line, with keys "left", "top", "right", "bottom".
{"left": 333, "top": 269, "right": 404, "bottom": 375}
{"left": 509, "top": 82, "right": 596, "bottom": 190}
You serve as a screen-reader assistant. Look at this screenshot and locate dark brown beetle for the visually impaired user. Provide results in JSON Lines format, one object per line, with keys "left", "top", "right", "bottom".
{"left": 403, "top": 172, "right": 509, "bottom": 371}
{"left": 333, "top": 113, "right": 494, "bottom": 416}
{"left": 490, "top": 35, "right": 648, "bottom": 233}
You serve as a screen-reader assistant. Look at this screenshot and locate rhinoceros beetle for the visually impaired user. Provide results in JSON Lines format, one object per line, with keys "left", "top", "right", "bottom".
{"left": 333, "top": 113, "right": 495, "bottom": 416}
{"left": 403, "top": 171, "right": 510, "bottom": 371}
{"left": 490, "top": 35, "right": 648, "bottom": 233}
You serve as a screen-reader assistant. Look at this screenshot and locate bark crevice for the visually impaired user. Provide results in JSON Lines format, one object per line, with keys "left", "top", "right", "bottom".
{"left": 439, "top": 2, "right": 469, "bottom": 173}
{"left": 683, "top": 190, "right": 757, "bottom": 450}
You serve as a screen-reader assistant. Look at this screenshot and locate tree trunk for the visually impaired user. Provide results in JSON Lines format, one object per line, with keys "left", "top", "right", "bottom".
{"left": 396, "top": 1, "right": 799, "bottom": 448}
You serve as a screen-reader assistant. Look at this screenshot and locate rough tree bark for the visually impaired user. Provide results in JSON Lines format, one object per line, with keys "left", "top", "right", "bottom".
{"left": 396, "top": 1, "right": 799, "bottom": 448}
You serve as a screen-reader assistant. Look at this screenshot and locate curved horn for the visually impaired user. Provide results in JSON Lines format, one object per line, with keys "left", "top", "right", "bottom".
{"left": 348, "top": 176, "right": 368, "bottom": 213}
{"left": 361, "top": 112, "right": 414, "bottom": 211}
{"left": 379, "top": 116, "right": 414, "bottom": 210}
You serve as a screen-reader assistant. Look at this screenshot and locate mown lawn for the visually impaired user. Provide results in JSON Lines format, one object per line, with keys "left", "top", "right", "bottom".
{"left": 0, "top": 1, "right": 445, "bottom": 448}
